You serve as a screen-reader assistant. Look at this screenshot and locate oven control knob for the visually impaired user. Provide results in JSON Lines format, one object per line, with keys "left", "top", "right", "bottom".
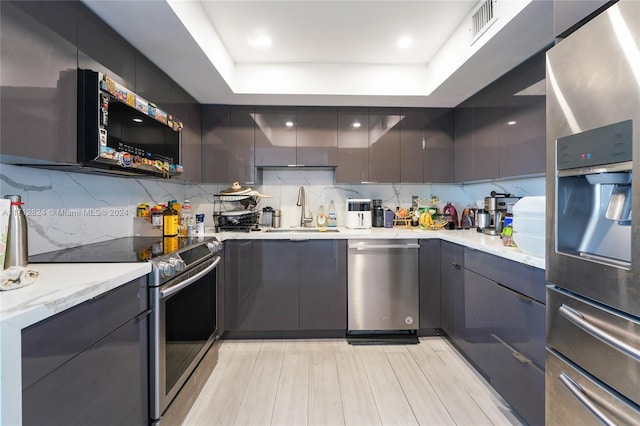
{"left": 169, "top": 256, "right": 185, "bottom": 272}
{"left": 158, "top": 261, "right": 175, "bottom": 278}
{"left": 206, "top": 241, "right": 223, "bottom": 253}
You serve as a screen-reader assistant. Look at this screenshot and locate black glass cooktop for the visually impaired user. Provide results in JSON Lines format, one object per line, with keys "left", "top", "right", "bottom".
{"left": 29, "top": 236, "right": 209, "bottom": 263}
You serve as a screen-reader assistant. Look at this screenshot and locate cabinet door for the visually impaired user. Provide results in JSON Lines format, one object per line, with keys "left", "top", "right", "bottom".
{"left": 181, "top": 100, "right": 202, "bottom": 182}
{"left": 419, "top": 239, "right": 441, "bottom": 329}
{"left": 400, "top": 108, "right": 425, "bottom": 183}
{"left": 254, "top": 107, "right": 296, "bottom": 166}
{"left": 440, "top": 241, "right": 464, "bottom": 339}
{"left": 230, "top": 106, "right": 257, "bottom": 184}
{"left": 423, "top": 109, "right": 454, "bottom": 183}
{"left": 296, "top": 107, "right": 337, "bottom": 166}
{"left": 248, "top": 241, "right": 299, "bottom": 330}
{"left": 299, "top": 240, "right": 347, "bottom": 330}
{"left": 498, "top": 103, "right": 545, "bottom": 177}
{"left": 1, "top": 1, "right": 78, "bottom": 164}
{"left": 224, "top": 240, "right": 254, "bottom": 332}
{"left": 369, "top": 108, "right": 401, "bottom": 183}
{"left": 336, "top": 107, "right": 369, "bottom": 183}
{"left": 23, "top": 314, "right": 149, "bottom": 426}
{"left": 460, "top": 269, "right": 497, "bottom": 376}
{"left": 454, "top": 108, "right": 474, "bottom": 182}
{"left": 473, "top": 107, "right": 499, "bottom": 180}
{"left": 135, "top": 54, "right": 172, "bottom": 113}
{"left": 77, "top": 3, "right": 136, "bottom": 89}
{"left": 202, "top": 105, "right": 230, "bottom": 183}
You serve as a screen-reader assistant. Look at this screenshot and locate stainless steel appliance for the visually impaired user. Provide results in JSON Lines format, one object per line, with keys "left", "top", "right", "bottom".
{"left": 346, "top": 199, "right": 372, "bottom": 229}
{"left": 77, "top": 70, "right": 183, "bottom": 178}
{"left": 30, "top": 236, "right": 223, "bottom": 425}
{"left": 347, "top": 239, "right": 419, "bottom": 340}
{"left": 546, "top": 1, "right": 640, "bottom": 423}
{"left": 478, "top": 194, "right": 520, "bottom": 235}
{"left": 148, "top": 238, "right": 222, "bottom": 425}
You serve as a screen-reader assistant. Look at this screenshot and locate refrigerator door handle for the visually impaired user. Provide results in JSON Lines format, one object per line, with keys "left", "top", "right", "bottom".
{"left": 559, "top": 372, "right": 617, "bottom": 426}
{"left": 559, "top": 304, "right": 640, "bottom": 362}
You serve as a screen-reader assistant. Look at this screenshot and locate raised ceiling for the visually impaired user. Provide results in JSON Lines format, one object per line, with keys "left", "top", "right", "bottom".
{"left": 82, "top": 0, "right": 553, "bottom": 107}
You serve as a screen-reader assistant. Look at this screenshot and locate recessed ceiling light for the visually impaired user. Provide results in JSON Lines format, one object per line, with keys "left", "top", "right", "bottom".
{"left": 397, "top": 36, "right": 413, "bottom": 49}
{"left": 285, "top": 121, "right": 294, "bottom": 127}
{"left": 507, "top": 121, "right": 517, "bottom": 126}
{"left": 352, "top": 121, "right": 361, "bottom": 128}
{"left": 249, "top": 35, "right": 272, "bottom": 48}
{"left": 133, "top": 118, "right": 143, "bottom": 123}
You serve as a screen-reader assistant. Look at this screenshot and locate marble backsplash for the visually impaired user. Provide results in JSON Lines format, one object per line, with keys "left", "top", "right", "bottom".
{"left": 1, "top": 164, "right": 544, "bottom": 254}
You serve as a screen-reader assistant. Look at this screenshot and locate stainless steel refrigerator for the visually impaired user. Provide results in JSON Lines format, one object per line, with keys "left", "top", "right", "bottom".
{"left": 545, "top": 0, "right": 640, "bottom": 423}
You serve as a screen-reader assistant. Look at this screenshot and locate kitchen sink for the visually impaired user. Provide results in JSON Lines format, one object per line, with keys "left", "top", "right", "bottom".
{"left": 266, "top": 228, "right": 339, "bottom": 233}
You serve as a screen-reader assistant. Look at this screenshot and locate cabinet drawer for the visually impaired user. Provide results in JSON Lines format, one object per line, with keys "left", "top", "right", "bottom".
{"left": 491, "top": 337, "right": 545, "bottom": 426}
{"left": 496, "top": 256, "right": 545, "bottom": 303}
{"left": 494, "top": 283, "right": 545, "bottom": 369}
{"left": 23, "top": 314, "right": 148, "bottom": 426}
{"left": 463, "top": 248, "right": 498, "bottom": 282}
{"left": 22, "top": 277, "right": 147, "bottom": 389}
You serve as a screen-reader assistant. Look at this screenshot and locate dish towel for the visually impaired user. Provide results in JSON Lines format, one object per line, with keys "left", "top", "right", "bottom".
{"left": 1, "top": 266, "right": 39, "bottom": 291}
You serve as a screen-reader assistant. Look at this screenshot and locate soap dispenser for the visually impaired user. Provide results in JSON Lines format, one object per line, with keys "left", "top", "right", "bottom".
{"left": 316, "top": 205, "right": 327, "bottom": 228}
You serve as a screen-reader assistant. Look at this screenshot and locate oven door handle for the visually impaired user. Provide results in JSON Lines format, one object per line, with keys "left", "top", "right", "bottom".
{"left": 160, "top": 257, "right": 220, "bottom": 299}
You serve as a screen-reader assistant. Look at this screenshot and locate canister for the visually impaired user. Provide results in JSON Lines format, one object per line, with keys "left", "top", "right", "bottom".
{"left": 272, "top": 210, "right": 281, "bottom": 228}
{"left": 262, "top": 206, "right": 274, "bottom": 226}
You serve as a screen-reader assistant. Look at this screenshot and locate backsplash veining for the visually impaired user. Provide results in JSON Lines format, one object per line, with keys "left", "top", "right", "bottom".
{"left": 1, "top": 165, "right": 544, "bottom": 254}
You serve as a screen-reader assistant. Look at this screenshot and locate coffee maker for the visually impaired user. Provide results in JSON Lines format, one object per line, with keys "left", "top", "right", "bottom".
{"left": 479, "top": 192, "right": 520, "bottom": 235}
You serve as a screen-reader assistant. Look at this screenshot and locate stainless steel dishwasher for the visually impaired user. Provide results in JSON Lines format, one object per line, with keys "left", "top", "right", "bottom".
{"left": 347, "top": 239, "right": 419, "bottom": 335}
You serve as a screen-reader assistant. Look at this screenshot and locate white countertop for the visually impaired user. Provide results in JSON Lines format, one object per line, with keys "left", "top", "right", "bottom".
{"left": 206, "top": 226, "right": 546, "bottom": 270}
{"left": 0, "top": 262, "right": 151, "bottom": 426}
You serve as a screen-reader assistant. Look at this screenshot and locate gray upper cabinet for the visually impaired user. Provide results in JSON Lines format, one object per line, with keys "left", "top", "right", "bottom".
{"left": 454, "top": 108, "right": 474, "bottom": 182}
{"left": 553, "top": 0, "right": 612, "bottom": 38}
{"left": 202, "top": 105, "right": 230, "bottom": 183}
{"left": 400, "top": 109, "right": 425, "bottom": 183}
{"left": 202, "top": 105, "right": 257, "bottom": 185}
{"left": 423, "top": 109, "right": 454, "bottom": 183}
{"left": 135, "top": 54, "right": 172, "bottom": 114}
{"left": 337, "top": 107, "right": 369, "bottom": 183}
{"left": 77, "top": 3, "right": 135, "bottom": 89}
{"left": 254, "top": 107, "right": 297, "bottom": 166}
{"left": 295, "top": 107, "right": 338, "bottom": 166}
{"left": 454, "top": 49, "right": 546, "bottom": 182}
{"left": 0, "top": 1, "right": 78, "bottom": 164}
{"left": 229, "top": 106, "right": 257, "bottom": 184}
{"left": 369, "top": 108, "right": 401, "bottom": 183}
{"left": 473, "top": 107, "right": 499, "bottom": 180}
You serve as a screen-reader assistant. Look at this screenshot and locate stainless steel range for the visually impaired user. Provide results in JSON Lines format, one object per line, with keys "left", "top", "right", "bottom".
{"left": 30, "top": 236, "right": 223, "bottom": 425}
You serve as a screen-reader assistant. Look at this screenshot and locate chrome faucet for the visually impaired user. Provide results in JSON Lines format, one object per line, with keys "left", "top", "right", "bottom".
{"left": 296, "top": 186, "right": 314, "bottom": 227}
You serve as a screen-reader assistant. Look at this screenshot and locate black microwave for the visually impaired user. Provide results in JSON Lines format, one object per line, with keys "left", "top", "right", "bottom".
{"left": 77, "top": 69, "right": 183, "bottom": 177}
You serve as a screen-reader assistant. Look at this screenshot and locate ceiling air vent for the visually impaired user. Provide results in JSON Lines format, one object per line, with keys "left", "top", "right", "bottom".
{"left": 471, "top": 0, "right": 497, "bottom": 44}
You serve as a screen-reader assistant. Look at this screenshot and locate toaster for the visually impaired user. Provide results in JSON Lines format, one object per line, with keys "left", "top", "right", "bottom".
{"left": 346, "top": 199, "right": 372, "bottom": 229}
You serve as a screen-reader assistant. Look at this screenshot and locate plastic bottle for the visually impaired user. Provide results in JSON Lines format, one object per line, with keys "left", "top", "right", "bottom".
{"left": 316, "top": 205, "right": 327, "bottom": 228}
{"left": 180, "top": 200, "right": 194, "bottom": 236}
{"left": 327, "top": 200, "right": 337, "bottom": 227}
{"left": 163, "top": 201, "right": 179, "bottom": 237}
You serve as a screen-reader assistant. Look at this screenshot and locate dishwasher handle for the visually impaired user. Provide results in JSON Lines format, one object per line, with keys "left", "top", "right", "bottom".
{"left": 348, "top": 243, "right": 420, "bottom": 250}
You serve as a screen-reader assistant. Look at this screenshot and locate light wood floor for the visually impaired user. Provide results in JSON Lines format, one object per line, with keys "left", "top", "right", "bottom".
{"left": 181, "top": 337, "right": 524, "bottom": 426}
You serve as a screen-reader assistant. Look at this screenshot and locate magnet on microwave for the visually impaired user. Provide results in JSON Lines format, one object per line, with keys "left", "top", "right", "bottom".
{"left": 99, "top": 128, "right": 107, "bottom": 146}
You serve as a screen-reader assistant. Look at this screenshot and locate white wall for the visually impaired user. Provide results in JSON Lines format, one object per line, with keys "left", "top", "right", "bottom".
{"left": 1, "top": 165, "right": 544, "bottom": 254}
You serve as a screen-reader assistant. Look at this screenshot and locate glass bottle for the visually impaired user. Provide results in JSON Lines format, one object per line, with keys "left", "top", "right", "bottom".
{"left": 180, "top": 200, "right": 194, "bottom": 236}
{"left": 163, "top": 201, "right": 179, "bottom": 237}
{"left": 316, "top": 205, "right": 327, "bottom": 228}
{"left": 327, "top": 200, "right": 337, "bottom": 227}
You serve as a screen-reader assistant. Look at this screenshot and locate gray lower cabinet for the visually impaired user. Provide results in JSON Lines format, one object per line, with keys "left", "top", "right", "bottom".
{"left": 419, "top": 239, "right": 441, "bottom": 330}
{"left": 224, "top": 240, "right": 347, "bottom": 334}
{"left": 21, "top": 278, "right": 149, "bottom": 426}
{"left": 441, "top": 243, "right": 545, "bottom": 426}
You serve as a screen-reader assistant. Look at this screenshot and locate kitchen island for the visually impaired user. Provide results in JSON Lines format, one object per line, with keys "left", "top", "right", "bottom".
{"left": 0, "top": 263, "right": 151, "bottom": 426}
